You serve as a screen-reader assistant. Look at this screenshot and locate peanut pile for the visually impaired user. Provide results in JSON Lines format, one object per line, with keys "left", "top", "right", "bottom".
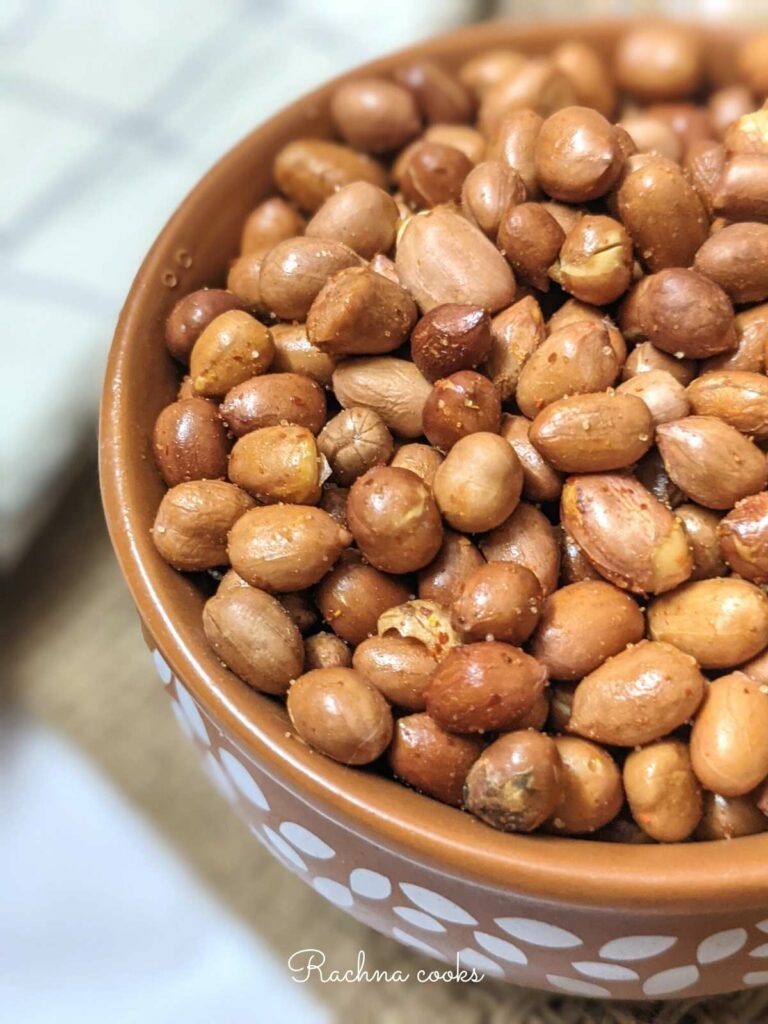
{"left": 151, "top": 23, "right": 768, "bottom": 843}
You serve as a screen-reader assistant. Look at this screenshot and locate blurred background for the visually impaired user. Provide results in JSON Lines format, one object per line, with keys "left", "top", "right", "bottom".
{"left": 3, "top": 2, "right": 767, "bottom": 1023}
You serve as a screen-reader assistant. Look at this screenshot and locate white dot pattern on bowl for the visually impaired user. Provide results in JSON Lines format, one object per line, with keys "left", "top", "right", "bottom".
{"left": 312, "top": 877, "right": 354, "bottom": 909}
{"left": 350, "top": 869, "right": 391, "bottom": 900}
{"left": 149, "top": 650, "right": 768, "bottom": 999}
{"left": 393, "top": 907, "right": 446, "bottom": 933}
{"left": 391, "top": 928, "right": 443, "bottom": 959}
{"left": 279, "top": 822, "right": 335, "bottom": 860}
{"left": 458, "top": 948, "right": 504, "bottom": 977}
{"left": 599, "top": 935, "right": 677, "bottom": 961}
{"left": 546, "top": 974, "right": 610, "bottom": 997}
{"left": 473, "top": 931, "right": 528, "bottom": 965}
{"left": 175, "top": 684, "right": 209, "bottom": 746}
{"left": 495, "top": 918, "right": 582, "bottom": 949}
{"left": 262, "top": 825, "right": 307, "bottom": 872}
{"left": 572, "top": 961, "right": 639, "bottom": 982}
{"left": 697, "top": 928, "right": 748, "bottom": 964}
{"left": 152, "top": 649, "right": 172, "bottom": 684}
{"left": 219, "top": 748, "right": 270, "bottom": 810}
{"left": 398, "top": 884, "right": 477, "bottom": 925}
{"left": 642, "top": 965, "right": 700, "bottom": 996}
{"left": 202, "top": 750, "right": 236, "bottom": 803}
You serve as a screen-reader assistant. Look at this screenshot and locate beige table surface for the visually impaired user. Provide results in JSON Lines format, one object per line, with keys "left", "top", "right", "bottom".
{"left": 5, "top": 459, "right": 768, "bottom": 1024}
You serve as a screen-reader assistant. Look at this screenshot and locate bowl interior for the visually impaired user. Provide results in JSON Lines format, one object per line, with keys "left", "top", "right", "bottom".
{"left": 100, "top": 17, "right": 768, "bottom": 910}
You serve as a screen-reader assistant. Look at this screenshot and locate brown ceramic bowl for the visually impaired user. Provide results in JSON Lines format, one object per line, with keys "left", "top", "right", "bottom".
{"left": 101, "top": 19, "right": 768, "bottom": 1000}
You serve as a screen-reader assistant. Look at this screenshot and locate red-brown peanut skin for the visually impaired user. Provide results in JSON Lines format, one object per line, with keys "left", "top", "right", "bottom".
{"left": 691, "top": 672, "right": 768, "bottom": 797}
{"left": 388, "top": 714, "right": 484, "bottom": 807}
{"left": 418, "top": 530, "right": 486, "bottom": 606}
{"left": 432, "top": 432, "right": 523, "bottom": 534}
{"left": 152, "top": 399, "right": 230, "bottom": 486}
{"left": 623, "top": 740, "right": 702, "bottom": 843}
{"left": 464, "top": 731, "right": 563, "bottom": 832}
{"left": 451, "top": 561, "right": 542, "bottom": 645}
{"left": 315, "top": 555, "right": 411, "bottom": 647}
{"left": 287, "top": 668, "right": 393, "bottom": 766}
{"left": 656, "top": 416, "right": 768, "bottom": 511}
{"left": 347, "top": 466, "right": 443, "bottom": 574}
{"left": 647, "top": 578, "right": 768, "bottom": 669}
{"left": 273, "top": 139, "right": 388, "bottom": 212}
{"left": 152, "top": 481, "right": 255, "bottom": 572}
{"left": 425, "top": 641, "right": 547, "bottom": 734}
{"left": 480, "top": 502, "right": 561, "bottom": 596}
{"left": 221, "top": 373, "right": 327, "bottom": 437}
{"left": 529, "top": 580, "right": 645, "bottom": 682}
{"left": 694, "top": 222, "right": 768, "bottom": 304}
{"left": 202, "top": 587, "right": 304, "bottom": 696}
{"left": 501, "top": 414, "right": 562, "bottom": 503}
{"left": 718, "top": 492, "right": 768, "bottom": 584}
{"left": 560, "top": 474, "right": 693, "bottom": 595}
{"left": 546, "top": 736, "right": 623, "bottom": 835}
{"left": 165, "top": 289, "right": 246, "bottom": 364}
{"left": 423, "top": 370, "right": 501, "bottom": 451}
{"left": 568, "top": 640, "right": 706, "bottom": 747}
{"left": 696, "top": 792, "right": 768, "bottom": 841}
{"left": 529, "top": 392, "right": 653, "bottom": 473}
{"left": 534, "top": 106, "right": 624, "bottom": 202}
{"left": 410, "top": 304, "right": 493, "bottom": 382}
{"left": 352, "top": 636, "right": 437, "bottom": 711}
{"left": 687, "top": 371, "right": 768, "bottom": 440}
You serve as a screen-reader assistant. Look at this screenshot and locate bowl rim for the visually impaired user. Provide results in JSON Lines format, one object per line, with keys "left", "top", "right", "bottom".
{"left": 100, "top": 16, "right": 768, "bottom": 913}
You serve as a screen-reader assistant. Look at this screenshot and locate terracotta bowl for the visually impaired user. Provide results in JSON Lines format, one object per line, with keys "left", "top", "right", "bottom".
{"left": 100, "top": 18, "right": 768, "bottom": 1000}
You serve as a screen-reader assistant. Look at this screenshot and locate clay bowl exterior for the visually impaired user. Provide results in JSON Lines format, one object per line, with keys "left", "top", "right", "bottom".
{"left": 100, "top": 19, "right": 768, "bottom": 1000}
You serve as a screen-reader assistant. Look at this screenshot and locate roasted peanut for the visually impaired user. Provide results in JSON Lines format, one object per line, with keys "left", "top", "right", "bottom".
{"left": 418, "top": 530, "right": 486, "bottom": 606}
{"left": 687, "top": 371, "right": 768, "bottom": 439}
{"left": 614, "top": 23, "right": 702, "bottom": 101}
{"left": 656, "top": 416, "right": 767, "bottom": 510}
{"left": 530, "top": 392, "right": 653, "bottom": 473}
{"left": 426, "top": 641, "right": 547, "bottom": 733}
{"left": 332, "top": 357, "right": 432, "bottom": 438}
{"left": 500, "top": 413, "right": 562, "bottom": 503}
{"left": 479, "top": 59, "right": 575, "bottom": 135}
{"left": 480, "top": 501, "right": 561, "bottom": 596}
{"left": 388, "top": 714, "right": 484, "bottom": 807}
{"left": 304, "top": 632, "right": 352, "bottom": 671}
{"left": 229, "top": 425, "right": 324, "bottom": 504}
{"left": 353, "top": 635, "right": 436, "bottom": 710}
{"left": 452, "top": 561, "right": 542, "bottom": 644}
{"left": 221, "top": 372, "right": 327, "bottom": 437}
{"left": 153, "top": 398, "right": 230, "bottom": 486}
{"left": 228, "top": 505, "right": 352, "bottom": 592}
{"left": 675, "top": 504, "right": 727, "bottom": 581}
{"left": 561, "top": 474, "right": 693, "bottom": 594}
{"left": 315, "top": 553, "right": 410, "bottom": 646}
{"left": 270, "top": 323, "right": 336, "bottom": 386}
{"left": 259, "top": 237, "right": 363, "bottom": 320}
{"left": 546, "top": 736, "right": 622, "bottom": 834}
{"left": 411, "top": 304, "right": 492, "bottom": 383}
{"left": 694, "top": 222, "right": 768, "bottom": 304}
{"left": 240, "top": 197, "right": 306, "bottom": 258}
{"left": 287, "top": 667, "right": 393, "bottom": 765}
{"left": 189, "top": 310, "right": 274, "bottom": 398}
{"left": 486, "top": 108, "right": 543, "bottom": 196}
{"left": 551, "top": 215, "right": 633, "bottom": 305}
{"left": 423, "top": 370, "right": 501, "bottom": 452}
{"left": 399, "top": 141, "right": 473, "bottom": 208}
{"left": 273, "top": 139, "right": 387, "bottom": 212}
{"left": 551, "top": 41, "right": 616, "bottom": 118}
{"left": 529, "top": 580, "right": 644, "bottom": 682}
{"left": 465, "top": 731, "right": 563, "bottom": 833}
{"left": 331, "top": 77, "right": 421, "bottom": 152}
{"left": 624, "top": 740, "right": 702, "bottom": 843}
{"left": 617, "top": 370, "right": 689, "bottom": 426}
{"left": 460, "top": 160, "right": 526, "bottom": 237}
{"left": 718, "top": 493, "right": 768, "bottom": 584}
{"left": 203, "top": 587, "right": 303, "bottom": 695}
{"left": 535, "top": 106, "right": 624, "bottom": 202}
{"left": 515, "top": 321, "right": 619, "bottom": 419}
{"left": 317, "top": 407, "right": 393, "bottom": 486}
{"left": 432, "top": 432, "right": 522, "bottom": 534}
{"left": 497, "top": 202, "right": 564, "bottom": 291}
{"left": 691, "top": 673, "right": 768, "bottom": 796}
{"left": 648, "top": 578, "right": 768, "bottom": 668}
{"left": 377, "top": 599, "right": 459, "bottom": 661}
{"left": 165, "top": 289, "right": 246, "bottom": 364}
{"left": 621, "top": 341, "right": 696, "bottom": 386}
{"left": 347, "top": 465, "right": 443, "bottom": 573}
{"left": 485, "top": 295, "right": 545, "bottom": 400}
{"left": 696, "top": 792, "right": 768, "bottom": 840}
{"left": 391, "top": 443, "right": 444, "bottom": 488}
{"left": 396, "top": 205, "right": 515, "bottom": 313}
{"left": 394, "top": 61, "right": 474, "bottom": 126}
{"left": 568, "top": 640, "right": 706, "bottom": 747}
{"left": 305, "top": 182, "right": 400, "bottom": 258}
{"left": 153, "top": 480, "right": 254, "bottom": 571}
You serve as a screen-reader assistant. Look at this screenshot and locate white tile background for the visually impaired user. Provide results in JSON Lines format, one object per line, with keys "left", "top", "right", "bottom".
{"left": 0, "top": 0, "right": 474, "bottom": 565}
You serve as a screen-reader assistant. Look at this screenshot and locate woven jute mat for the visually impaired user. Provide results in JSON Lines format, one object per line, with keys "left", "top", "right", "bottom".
{"left": 5, "top": 457, "right": 768, "bottom": 1024}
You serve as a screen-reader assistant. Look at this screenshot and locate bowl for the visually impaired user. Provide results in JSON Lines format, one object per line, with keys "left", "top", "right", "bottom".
{"left": 100, "top": 18, "right": 768, "bottom": 1000}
